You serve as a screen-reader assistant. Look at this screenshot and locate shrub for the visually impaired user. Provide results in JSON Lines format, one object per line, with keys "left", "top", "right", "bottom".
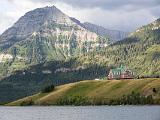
{"left": 152, "top": 88, "right": 157, "bottom": 93}
{"left": 41, "top": 84, "right": 55, "bottom": 93}
{"left": 109, "top": 91, "right": 154, "bottom": 105}
{"left": 56, "top": 96, "right": 90, "bottom": 106}
{"left": 20, "top": 99, "right": 34, "bottom": 106}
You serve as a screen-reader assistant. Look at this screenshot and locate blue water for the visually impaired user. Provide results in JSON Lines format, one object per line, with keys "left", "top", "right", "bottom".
{"left": 0, "top": 106, "right": 160, "bottom": 120}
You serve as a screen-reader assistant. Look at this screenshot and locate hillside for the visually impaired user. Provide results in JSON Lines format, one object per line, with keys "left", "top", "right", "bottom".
{"left": 83, "top": 22, "right": 128, "bottom": 43}
{"left": 0, "top": 59, "right": 109, "bottom": 103}
{"left": 7, "top": 78, "right": 160, "bottom": 106}
{"left": 78, "top": 18, "right": 160, "bottom": 76}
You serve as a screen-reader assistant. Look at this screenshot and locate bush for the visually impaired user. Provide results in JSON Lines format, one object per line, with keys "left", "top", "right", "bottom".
{"left": 153, "top": 88, "right": 157, "bottom": 93}
{"left": 41, "top": 84, "right": 55, "bottom": 93}
{"left": 108, "top": 91, "right": 154, "bottom": 105}
{"left": 20, "top": 99, "right": 34, "bottom": 106}
{"left": 56, "top": 96, "right": 90, "bottom": 106}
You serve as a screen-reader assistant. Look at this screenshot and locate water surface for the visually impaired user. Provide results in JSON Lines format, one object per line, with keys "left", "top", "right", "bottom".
{"left": 0, "top": 106, "right": 160, "bottom": 120}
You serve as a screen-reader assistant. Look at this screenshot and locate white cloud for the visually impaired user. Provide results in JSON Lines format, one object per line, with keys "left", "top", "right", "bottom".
{"left": 0, "top": 0, "right": 159, "bottom": 34}
{"left": 55, "top": 2, "right": 158, "bottom": 31}
{"left": 31, "top": 0, "right": 160, "bottom": 11}
{"left": 82, "top": 7, "right": 156, "bottom": 31}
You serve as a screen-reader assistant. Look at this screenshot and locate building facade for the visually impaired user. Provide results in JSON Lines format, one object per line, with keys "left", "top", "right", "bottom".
{"left": 108, "top": 65, "right": 134, "bottom": 80}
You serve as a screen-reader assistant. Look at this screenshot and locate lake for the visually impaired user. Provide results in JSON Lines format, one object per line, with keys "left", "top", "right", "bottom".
{"left": 0, "top": 106, "right": 160, "bottom": 120}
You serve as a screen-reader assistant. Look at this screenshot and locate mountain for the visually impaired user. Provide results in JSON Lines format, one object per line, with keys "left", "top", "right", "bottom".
{"left": 83, "top": 22, "right": 128, "bottom": 43}
{"left": 0, "top": 6, "right": 109, "bottom": 77}
{"left": 0, "top": 5, "right": 159, "bottom": 103}
{"left": 0, "top": 18, "right": 159, "bottom": 103}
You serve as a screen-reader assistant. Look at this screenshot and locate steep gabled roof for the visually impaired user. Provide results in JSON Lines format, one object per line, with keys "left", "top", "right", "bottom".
{"left": 110, "top": 64, "right": 126, "bottom": 75}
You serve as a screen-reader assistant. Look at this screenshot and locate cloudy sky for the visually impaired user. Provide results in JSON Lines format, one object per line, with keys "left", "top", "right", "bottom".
{"left": 0, "top": 0, "right": 160, "bottom": 34}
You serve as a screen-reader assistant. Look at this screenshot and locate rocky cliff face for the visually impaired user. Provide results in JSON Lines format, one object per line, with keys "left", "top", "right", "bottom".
{"left": 83, "top": 22, "right": 128, "bottom": 43}
{"left": 0, "top": 6, "right": 76, "bottom": 49}
{"left": 0, "top": 6, "right": 109, "bottom": 64}
{"left": 0, "top": 6, "right": 73, "bottom": 40}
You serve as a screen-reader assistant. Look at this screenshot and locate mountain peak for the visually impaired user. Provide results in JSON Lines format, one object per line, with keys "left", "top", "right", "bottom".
{"left": 19, "top": 5, "right": 67, "bottom": 24}
{"left": 25, "top": 5, "right": 62, "bottom": 15}
{"left": 0, "top": 5, "right": 129, "bottom": 65}
{"left": 0, "top": 5, "right": 72, "bottom": 45}
{"left": 0, "top": 5, "right": 109, "bottom": 62}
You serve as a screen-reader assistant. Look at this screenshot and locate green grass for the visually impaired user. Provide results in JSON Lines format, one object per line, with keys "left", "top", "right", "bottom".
{"left": 7, "top": 78, "right": 160, "bottom": 106}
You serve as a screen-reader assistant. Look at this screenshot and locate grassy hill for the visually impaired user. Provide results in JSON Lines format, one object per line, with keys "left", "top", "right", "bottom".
{"left": 7, "top": 78, "right": 160, "bottom": 106}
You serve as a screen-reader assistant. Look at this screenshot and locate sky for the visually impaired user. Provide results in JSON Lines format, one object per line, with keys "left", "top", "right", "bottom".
{"left": 0, "top": 0, "right": 160, "bottom": 34}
